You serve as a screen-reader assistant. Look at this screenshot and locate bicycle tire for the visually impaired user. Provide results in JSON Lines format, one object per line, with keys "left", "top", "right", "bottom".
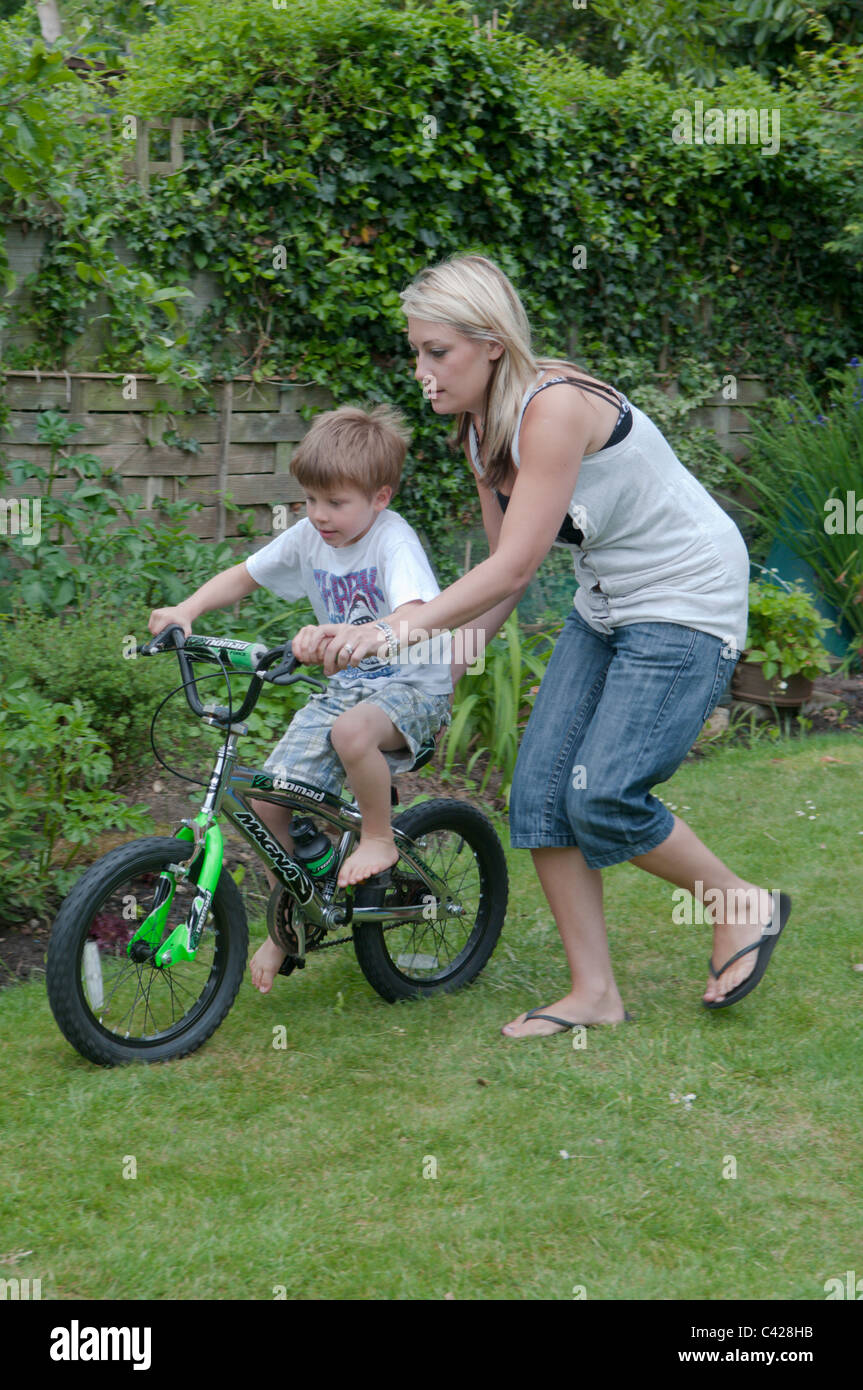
{"left": 46, "top": 837, "right": 248, "bottom": 1066}
{"left": 352, "top": 799, "right": 506, "bottom": 1002}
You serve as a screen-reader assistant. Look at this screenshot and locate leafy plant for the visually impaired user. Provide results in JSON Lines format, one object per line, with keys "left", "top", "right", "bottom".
{"left": 725, "top": 359, "right": 863, "bottom": 667}
{"left": 2, "top": 0, "right": 862, "bottom": 580}
{"left": 571, "top": 0, "right": 862, "bottom": 87}
{"left": 0, "top": 408, "right": 323, "bottom": 623}
{"left": 0, "top": 603, "right": 204, "bottom": 784}
{"left": 442, "top": 612, "right": 559, "bottom": 803}
{"left": 0, "top": 679, "right": 153, "bottom": 919}
{"left": 743, "top": 577, "right": 834, "bottom": 681}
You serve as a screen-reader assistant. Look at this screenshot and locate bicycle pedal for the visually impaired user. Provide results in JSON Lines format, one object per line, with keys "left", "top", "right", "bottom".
{"left": 277, "top": 955, "right": 305, "bottom": 977}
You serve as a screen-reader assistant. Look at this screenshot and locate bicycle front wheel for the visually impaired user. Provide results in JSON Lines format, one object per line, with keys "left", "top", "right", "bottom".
{"left": 46, "top": 837, "right": 248, "bottom": 1066}
{"left": 352, "top": 799, "right": 507, "bottom": 1001}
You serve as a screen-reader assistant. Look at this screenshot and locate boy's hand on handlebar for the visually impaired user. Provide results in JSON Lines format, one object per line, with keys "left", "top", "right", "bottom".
{"left": 148, "top": 605, "right": 193, "bottom": 638}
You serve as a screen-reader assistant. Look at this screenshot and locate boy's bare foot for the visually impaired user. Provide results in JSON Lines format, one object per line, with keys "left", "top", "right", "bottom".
{"left": 338, "top": 834, "right": 399, "bottom": 887}
{"left": 501, "top": 986, "right": 627, "bottom": 1037}
{"left": 249, "top": 937, "right": 289, "bottom": 994}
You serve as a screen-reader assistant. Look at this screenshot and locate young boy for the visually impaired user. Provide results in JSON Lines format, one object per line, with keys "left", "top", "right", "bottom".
{"left": 148, "top": 403, "right": 452, "bottom": 993}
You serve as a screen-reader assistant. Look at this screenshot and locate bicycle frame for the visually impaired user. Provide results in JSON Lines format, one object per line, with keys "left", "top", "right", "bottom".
{"left": 128, "top": 726, "right": 451, "bottom": 970}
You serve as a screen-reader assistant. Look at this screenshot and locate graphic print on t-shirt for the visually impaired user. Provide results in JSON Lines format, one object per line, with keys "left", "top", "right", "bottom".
{"left": 313, "top": 566, "right": 385, "bottom": 622}
{"left": 313, "top": 565, "right": 394, "bottom": 679}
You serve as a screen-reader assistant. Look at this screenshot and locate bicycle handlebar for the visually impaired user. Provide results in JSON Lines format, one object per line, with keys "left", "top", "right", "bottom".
{"left": 140, "top": 625, "right": 326, "bottom": 722}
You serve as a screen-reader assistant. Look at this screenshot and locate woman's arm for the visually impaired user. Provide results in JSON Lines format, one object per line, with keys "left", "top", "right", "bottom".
{"left": 448, "top": 446, "right": 526, "bottom": 683}
{"left": 317, "top": 390, "right": 593, "bottom": 675}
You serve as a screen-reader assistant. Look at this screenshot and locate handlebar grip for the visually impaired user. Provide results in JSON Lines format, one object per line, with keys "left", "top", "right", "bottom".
{"left": 140, "top": 624, "right": 186, "bottom": 657}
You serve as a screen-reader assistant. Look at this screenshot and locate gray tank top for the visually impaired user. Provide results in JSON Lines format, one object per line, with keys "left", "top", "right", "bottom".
{"left": 468, "top": 370, "right": 749, "bottom": 652}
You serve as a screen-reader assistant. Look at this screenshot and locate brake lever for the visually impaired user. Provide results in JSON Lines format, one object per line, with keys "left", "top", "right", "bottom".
{"left": 259, "top": 644, "right": 326, "bottom": 691}
{"left": 266, "top": 666, "right": 327, "bottom": 692}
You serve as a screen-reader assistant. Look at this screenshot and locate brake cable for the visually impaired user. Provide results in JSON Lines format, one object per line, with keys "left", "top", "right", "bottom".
{"left": 148, "top": 663, "right": 241, "bottom": 788}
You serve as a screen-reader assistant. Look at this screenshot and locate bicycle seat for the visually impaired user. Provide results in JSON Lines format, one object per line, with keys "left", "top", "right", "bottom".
{"left": 406, "top": 738, "right": 436, "bottom": 774}
{"left": 388, "top": 738, "right": 437, "bottom": 806}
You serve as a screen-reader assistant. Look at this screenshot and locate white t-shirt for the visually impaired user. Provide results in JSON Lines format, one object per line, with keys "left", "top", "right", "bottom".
{"left": 245, "top": 509, "right": 452, "bottom": 695}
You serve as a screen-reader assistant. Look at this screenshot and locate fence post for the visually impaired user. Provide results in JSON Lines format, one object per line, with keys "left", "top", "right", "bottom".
{"left": 216, "top": 378, "right": 232, "bottom": 543}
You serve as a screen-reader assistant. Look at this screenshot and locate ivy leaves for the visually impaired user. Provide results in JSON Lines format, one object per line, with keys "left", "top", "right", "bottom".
{"left": 2, "top": 0, "right": 862, "bottom": 567}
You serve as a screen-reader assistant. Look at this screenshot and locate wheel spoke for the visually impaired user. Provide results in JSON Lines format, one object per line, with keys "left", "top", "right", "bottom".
{"left": 351, "top": 803, "right": 505, "bottom": 1001}
{"left": 47, "top": 838, "right": 248, "bottom": 1066}
{"left": 383, "top": 826, "right": 485, "bottom": 979}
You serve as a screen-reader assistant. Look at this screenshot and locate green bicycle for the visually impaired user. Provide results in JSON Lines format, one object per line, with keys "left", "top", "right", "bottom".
{"left": 46, "top": 626, "right": 508, "bottom": 1066}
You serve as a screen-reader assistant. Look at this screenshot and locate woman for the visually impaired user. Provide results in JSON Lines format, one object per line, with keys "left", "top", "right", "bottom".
{"left": 311, "top": 254, "right": 790, "bottom": 1038}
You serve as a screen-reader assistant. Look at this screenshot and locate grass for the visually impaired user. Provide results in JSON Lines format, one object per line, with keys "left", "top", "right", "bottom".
{"left": 1, "top": 731, "right": 862, "bottom": 1301}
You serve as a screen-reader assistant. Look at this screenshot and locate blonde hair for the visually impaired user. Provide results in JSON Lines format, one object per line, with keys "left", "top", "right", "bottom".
{"left": 291, "top": 403, "right": 410, "bottom": 497}
{"left": 399, "top": 253, "right": 606, "bottom": 490}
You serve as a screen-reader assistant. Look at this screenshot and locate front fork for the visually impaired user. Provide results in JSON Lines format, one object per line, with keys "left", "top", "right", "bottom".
{"left": 127, "top": 815, "right": 224, "bottom": 967}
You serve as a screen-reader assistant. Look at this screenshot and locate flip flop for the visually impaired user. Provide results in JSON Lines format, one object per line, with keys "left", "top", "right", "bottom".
{"left": 503, "top": 1006, "right": 635, "bottom": 1037}
{"left": 703, "top": 891, "right": 791, "bottom": 1010}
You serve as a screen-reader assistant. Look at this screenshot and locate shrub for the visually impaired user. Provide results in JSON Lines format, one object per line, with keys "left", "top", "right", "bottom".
{"left": 0, "top": 680, "right": 153, "bottom": 921}
{"left": 0, "top": 603, "right": 206, "bottom": 784}
{"left": 726, "top": 359, "right": 863, "bottom": 667}
{"left": 3, "top": 1, "right": 862, "bottom": 565}
{"left": 443, "top": 612, "right": 560, "bottom": 803}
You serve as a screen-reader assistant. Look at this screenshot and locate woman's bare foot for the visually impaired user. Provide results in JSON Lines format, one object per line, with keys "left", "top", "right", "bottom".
{"left": 338, "top": 834, "right": 399, "bottom": 887}
{"left": 702, "top": 884, "right": 776, "bottom": 1004}
{"left": 249, "top": 937, "right": 288, "bottom": 994}
{"left": 501, "top": 985, "right": 627, "bottom": 1038}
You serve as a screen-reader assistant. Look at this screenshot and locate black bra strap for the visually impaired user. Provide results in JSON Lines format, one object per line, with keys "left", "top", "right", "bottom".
{"left": 529, "top": 375, "right": 624, "bottom": 413}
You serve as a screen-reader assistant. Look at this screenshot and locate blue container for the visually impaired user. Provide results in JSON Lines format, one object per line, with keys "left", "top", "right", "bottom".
{"left": 759, "top": 538, "right": 857, "bottom": 664}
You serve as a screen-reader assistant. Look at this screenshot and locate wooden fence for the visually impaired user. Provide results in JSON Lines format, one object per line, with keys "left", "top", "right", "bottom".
{"left": 0, "top": 367, "right": 768, "bottom": 554}
{"left": 685, "top": 374, "right": 768, "bottom": 457}
{"left": 0, "top": 371, "right": 332, "bottom": 543}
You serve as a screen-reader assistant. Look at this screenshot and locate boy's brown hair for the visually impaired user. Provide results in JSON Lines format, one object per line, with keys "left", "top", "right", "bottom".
{"left": 290, "top": 403, "right": 411, "bottom": 498}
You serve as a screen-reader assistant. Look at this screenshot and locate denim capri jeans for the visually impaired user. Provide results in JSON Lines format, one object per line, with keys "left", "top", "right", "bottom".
{"left": 509, "top": 606, "right": 740, "bottom": 868}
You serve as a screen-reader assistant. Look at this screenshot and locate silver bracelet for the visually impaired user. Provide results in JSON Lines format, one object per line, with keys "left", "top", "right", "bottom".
{"left": 373, "top": 620, "right": 399, "bottom": 662}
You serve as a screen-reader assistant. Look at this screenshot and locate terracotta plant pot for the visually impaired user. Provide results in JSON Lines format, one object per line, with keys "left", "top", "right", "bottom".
{"left": 731, "top": 659, "right": 814, "bottom": 708}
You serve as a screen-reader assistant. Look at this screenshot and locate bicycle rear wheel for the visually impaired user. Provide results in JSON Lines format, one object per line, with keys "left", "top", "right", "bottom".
{"left": 352, "top": 799, "right": 507, "bottom": 1001}
{"left": 46, "top": 837, "right": 248, "bottom": 1066}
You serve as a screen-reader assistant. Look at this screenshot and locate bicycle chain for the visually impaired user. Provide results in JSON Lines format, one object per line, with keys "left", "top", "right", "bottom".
{"left": 317, "top": 920, "right": 403, "bottom": 949}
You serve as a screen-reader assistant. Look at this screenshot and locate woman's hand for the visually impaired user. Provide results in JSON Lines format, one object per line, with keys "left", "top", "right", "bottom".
{"left": 291, "top": 625, "right": 334, "bottom": 665}
{"left": 313, "top": 622, "right": 389, "bottom": 676}
{"left": 314, "top": 603, "right": 430, "bottom": 675}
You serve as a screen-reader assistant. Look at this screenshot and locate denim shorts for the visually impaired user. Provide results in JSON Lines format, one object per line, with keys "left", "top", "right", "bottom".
{"left": 264, "top": 680, "right": 451, "bottom": 796}
{"left": 509, "top": 606, "right": 739, "bottom": 868}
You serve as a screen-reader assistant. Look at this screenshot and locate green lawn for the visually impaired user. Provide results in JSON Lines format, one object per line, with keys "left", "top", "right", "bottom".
{"left": 2, "top": 732, "right": 861, "bottom": 1300}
